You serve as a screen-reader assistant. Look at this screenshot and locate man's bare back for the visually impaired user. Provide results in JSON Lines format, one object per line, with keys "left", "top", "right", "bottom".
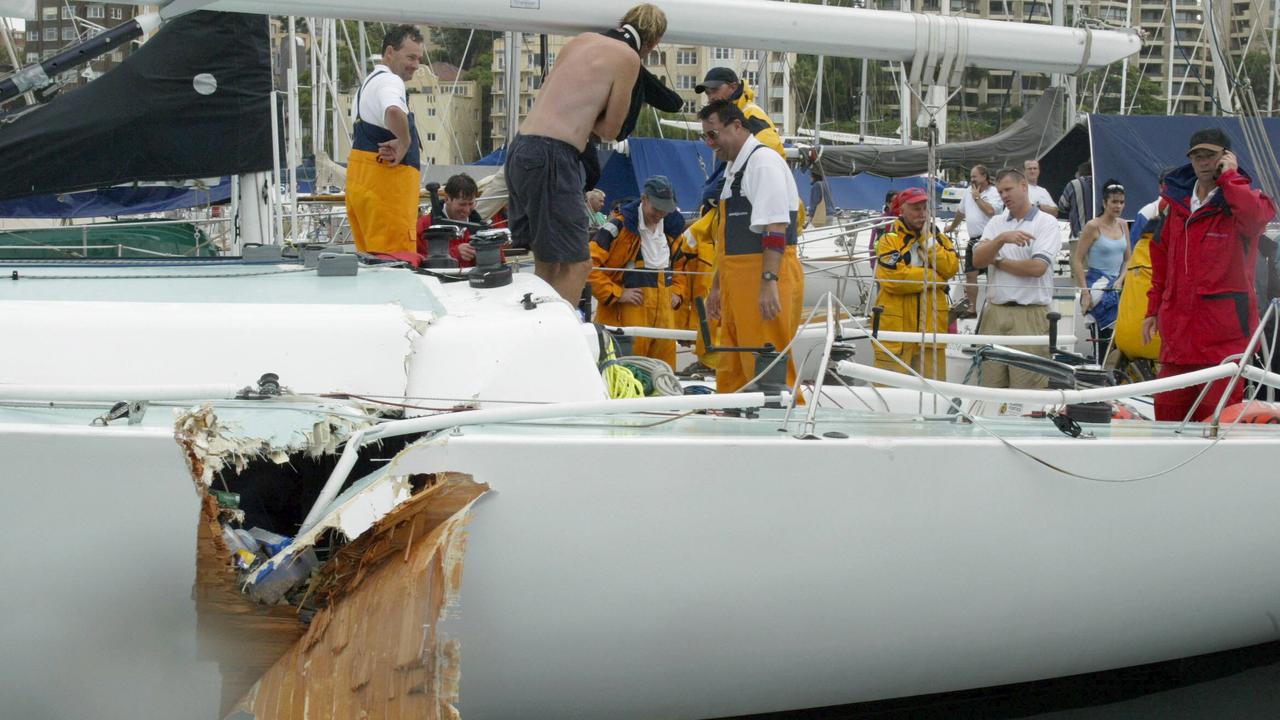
{"left": 519, "top": 32, "right": 640, "bottom": 152}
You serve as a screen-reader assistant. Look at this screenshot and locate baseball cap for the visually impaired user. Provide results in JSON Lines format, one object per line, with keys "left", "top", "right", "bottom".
{"left": 643, "top": 175, "right": 678, "bottom": 213}
{"left": 891, "top": 187, "right": 928, "bottom": 215}
{"left": 1187, "top": 128, "right": 1231, "bottom": 156}
{"left": 695, "top": 67, "right": 739, "bottom": 94}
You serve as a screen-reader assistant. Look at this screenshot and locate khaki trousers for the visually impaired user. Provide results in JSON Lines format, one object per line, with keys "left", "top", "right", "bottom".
{"left": 975, "top": 303, "right": 1051, "bottom": 389}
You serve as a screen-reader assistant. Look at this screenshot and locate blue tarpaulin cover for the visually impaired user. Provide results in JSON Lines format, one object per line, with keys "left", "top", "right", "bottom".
{"left": 594, "top": 136, "right": 944, "bottom": 214}
{"left": 793, "top": 172, "right": 945, "bottom": 214}
{"left": 0, "top": 180, "right": 232, "bottom": 219}
{"left": 1050, "top": 114, "right": 1280, "bottom": 222}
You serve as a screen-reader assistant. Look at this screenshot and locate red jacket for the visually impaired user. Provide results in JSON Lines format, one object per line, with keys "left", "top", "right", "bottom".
{"left": 1147, "top": 165, "right": 1276, "bottom": 364}
{"left": 416, "top": 211, "right": 486, "bottom": 268}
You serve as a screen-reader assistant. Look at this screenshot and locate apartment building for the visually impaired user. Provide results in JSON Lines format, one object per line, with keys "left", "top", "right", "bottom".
{"left": 899, "top": 0, "right": 1276, "bottom": 116}
{"left": 337, "top": 61, "right": 484, "bottom": 166}
{"left": 489, "top": 33, "right": 794, "bottom": 147}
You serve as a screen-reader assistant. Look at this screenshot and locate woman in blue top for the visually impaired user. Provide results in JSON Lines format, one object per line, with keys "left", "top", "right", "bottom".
{"left": 1072, "top": 179, "right": 1132, "bottom": 363}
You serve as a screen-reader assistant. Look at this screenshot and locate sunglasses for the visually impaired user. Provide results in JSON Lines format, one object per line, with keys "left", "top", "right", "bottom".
{"left": 701, "top": 128, "right": 721, "bottom": 141}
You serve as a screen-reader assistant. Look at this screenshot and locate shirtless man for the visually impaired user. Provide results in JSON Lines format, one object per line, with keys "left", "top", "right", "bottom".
{"left": 505, "top": 3, "right": 667, "bottom": 303}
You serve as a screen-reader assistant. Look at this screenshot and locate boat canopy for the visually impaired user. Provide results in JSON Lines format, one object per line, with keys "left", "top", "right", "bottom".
{"left": 815, "top": 88, "right": 1066, "bottom": 179}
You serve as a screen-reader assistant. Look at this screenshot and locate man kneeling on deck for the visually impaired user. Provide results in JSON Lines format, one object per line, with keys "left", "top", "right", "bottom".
{"left": 872, "top": 188, "right": 959, "bottom": 379}
{"left": 589, "top": 176, "right": 687, "bottom": 369}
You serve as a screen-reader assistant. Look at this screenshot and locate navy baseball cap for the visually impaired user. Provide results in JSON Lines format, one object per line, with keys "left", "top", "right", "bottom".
{"left": 695, "top": 67, "right": 739, "bottom": 94}
{"left": 1187, "top": 128, "right": 1231, "bottom": 156}
{"left": 643, "top": 175, "right": 678, "bottom": 214}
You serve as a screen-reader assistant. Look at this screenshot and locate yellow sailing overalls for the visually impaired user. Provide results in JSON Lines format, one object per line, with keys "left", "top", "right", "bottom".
{"left": 715, "top": 144, "right": 805, "bottom": 394}
{"left": 344, "top": 69, "right": 422, "bottom": 255}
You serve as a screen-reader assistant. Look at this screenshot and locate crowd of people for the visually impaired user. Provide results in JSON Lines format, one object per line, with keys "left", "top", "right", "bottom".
{"left": 344, "top": 10, "right": 1277, "bottom": 413}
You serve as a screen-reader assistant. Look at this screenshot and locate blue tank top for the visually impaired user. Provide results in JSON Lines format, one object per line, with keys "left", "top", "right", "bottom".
{"left": 1087, "top": 225, "right": 1126, "bottom": 277}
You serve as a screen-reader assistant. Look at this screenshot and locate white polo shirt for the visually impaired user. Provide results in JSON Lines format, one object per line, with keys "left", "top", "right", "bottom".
{"left": 637, "top": 211, "right": 670, "bottom": 269}
{"left": 979, "top": 205, "right": 1062, "bottom": 306}
{"left": 353, "top": 64, "right": 408, "bottom": 131}
{"left": 959, "top": 184, "right": 1004, "bottom": 239}
{"left": 720, "top": 135, "right": 800, "bottom": 232}
{"left": 1028, "top": 184, "right": 1056, "bottom": 210}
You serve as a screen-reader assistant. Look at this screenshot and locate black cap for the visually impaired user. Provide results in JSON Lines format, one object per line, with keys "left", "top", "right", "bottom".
{"left": 695, "top": 67, "right": 739, "bottom": 94}
{"left": 642, "top": 175, "right": 678, "bottom": 214}
{"left": 1187, "top": 127, "right": 1231, "bottom": 156}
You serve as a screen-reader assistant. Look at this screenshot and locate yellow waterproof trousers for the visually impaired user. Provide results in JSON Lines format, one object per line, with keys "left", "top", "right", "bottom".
{"left": 345, "top": 149, "right": 420, "bottom": 254}
{"left": 874, "top": 343, "right": 945, "bottom": 380}
{"left": 716, "top": 248, "right": 804, "bottom": 394}
{"left": 595, "top": 278, "right": 678, "bottom": 370}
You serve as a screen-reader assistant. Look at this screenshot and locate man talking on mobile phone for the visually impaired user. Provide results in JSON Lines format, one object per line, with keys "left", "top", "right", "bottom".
{"left": 1142, "top": 127, "right": 1276, "bottom": 421}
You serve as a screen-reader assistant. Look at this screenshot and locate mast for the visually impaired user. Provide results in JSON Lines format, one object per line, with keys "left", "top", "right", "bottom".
{"left": 359, "top": 21, "right": 368, "bottom": 80}
{"left": 331, "top": 20, "right": 340, "bottom": 158}
{"left": 287, "top": 16, "right": 302, "bottom": 240}
{"left": 898, "top": 0, "right": 911, "bottom": 144}
{"left": 504, "top": 31, "right": 521, "bottom": 146}
{"left": 1167, "top": 0, "right": 1175, "bottom": 114}
{"left": 1052, "top": 0, "right": 1072, "bottom": 132}
{"left": 859, "top": 57, "right": 869, "bottom": 138}
{"left": 814, "top": 0, "right": 825, "bottom": 146}
{"left": 310, "top": 17, "right": 320, "bottom": 157}
{"left": 1120, "top": 0, "right": 1130, "bottom": 112}
{"left": 0, "top": 17, "right": 34, "bottom": 106}
{"left": 1206, "top": 0, "right": 1233, "bottom": 113}
{"left": 1271, "top": 0, "right": 1279, "bottom": 114}
{"left": 932, "top": 0, "right": 949, "bottom": 144}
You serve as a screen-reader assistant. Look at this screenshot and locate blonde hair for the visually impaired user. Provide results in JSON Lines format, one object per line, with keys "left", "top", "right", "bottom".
{"left": 586, "top": 189, "right": 606, "bottom": 203}
{"left": 621, "top": 4, "right": 667, "bottom": 51}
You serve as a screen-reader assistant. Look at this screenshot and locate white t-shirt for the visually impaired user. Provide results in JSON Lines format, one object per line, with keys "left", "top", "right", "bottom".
{"left": 1028, "top": 184, "right": 1056, "bottom": 210}
{"left": 979, "top": 206, "right": 1062, "bottom": 306}
{"left": 959, "top": 184, "right": 1004, "bottom": 239}
{"left": 1190, "top": 186, "right": 1219, "bottom": 214}
{"left": 353, "top": 65, "right": 408, "bottom": 131}
{"left": 720, "top": 135, "right": 800, "bottom": 232}
{"left": 637, "top": 212, "right": 670, "bottom": 269}
{"left": 1136, "top": 199, "right": 1161, "bottom": 222}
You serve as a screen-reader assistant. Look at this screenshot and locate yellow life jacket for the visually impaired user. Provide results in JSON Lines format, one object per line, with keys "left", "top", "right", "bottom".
{"left": 1113, "top": 229, "right": 1162, "bottom": 360}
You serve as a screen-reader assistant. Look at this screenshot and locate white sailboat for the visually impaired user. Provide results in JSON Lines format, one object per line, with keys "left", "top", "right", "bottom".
{"left": 7, "top": 3, "right": 1280, "bottom": 720}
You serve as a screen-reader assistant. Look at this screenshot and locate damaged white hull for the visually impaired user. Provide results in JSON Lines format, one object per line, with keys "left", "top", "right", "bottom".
{"left": 1, "top": 260, "right": 1278, "bottom": 719}
{"left": 388, "top": 419, "right": 1280, "bottom": 719}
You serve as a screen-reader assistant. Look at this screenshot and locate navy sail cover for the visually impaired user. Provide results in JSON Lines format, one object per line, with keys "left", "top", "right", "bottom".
{"left": 0, "top": 11, "right": 272, "bottom": 201}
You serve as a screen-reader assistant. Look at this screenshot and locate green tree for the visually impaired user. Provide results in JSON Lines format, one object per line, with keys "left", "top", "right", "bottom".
{"left": 1237, "top": 50, "right": 1277, "bottom": 107}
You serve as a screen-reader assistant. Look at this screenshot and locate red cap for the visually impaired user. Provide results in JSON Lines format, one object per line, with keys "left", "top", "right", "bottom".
{"left": 890, "top": 187, "right": 928, "bottom": 215}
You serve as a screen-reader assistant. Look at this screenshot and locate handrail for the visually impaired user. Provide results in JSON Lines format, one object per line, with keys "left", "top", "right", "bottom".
{"left": 835, "top": 360, "right": 1244, "bottom": 408}
{"left": 601, "top": 322, "right": 1077, "bottom": 347}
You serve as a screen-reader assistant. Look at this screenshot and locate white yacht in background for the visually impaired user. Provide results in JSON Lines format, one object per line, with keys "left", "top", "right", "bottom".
{"left": 7, "top": 4, "right": 1280, "bottom": 720}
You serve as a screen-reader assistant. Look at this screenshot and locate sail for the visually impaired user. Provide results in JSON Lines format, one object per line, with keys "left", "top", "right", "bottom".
{"left": 814, "top": 88, "right": 1066, "bottom": 178}
{"left": 0, "top": 11, "right": 272, "bottom": 201}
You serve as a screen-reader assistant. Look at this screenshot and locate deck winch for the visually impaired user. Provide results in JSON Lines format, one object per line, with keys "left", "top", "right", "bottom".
{"left": 468, "top": 229, "right": 513, "bottom": 289}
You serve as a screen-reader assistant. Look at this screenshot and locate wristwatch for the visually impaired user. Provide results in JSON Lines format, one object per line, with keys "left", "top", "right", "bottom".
{"left": 761, "top": 271, "right": 779, "bottom": 282}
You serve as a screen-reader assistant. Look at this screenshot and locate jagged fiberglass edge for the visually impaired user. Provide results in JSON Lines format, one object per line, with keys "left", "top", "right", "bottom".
{"left": 243, "top": 391, "right": 779, "bottom": 594}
